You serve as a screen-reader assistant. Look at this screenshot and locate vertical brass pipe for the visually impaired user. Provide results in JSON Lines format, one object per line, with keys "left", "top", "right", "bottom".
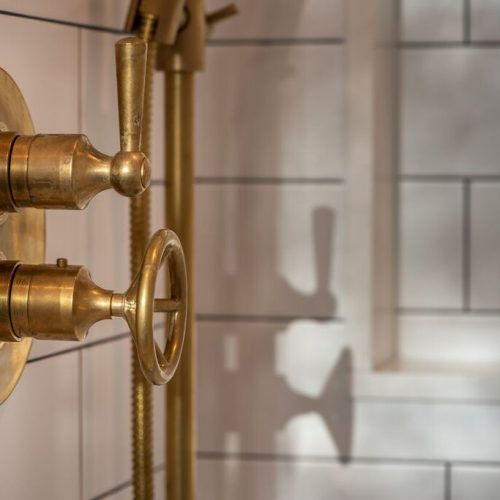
{"left": 130, "top": 13, "right": 157, "bottom": 500}
{"left": 165, "top": 71, "right": 196, "bottom": 500}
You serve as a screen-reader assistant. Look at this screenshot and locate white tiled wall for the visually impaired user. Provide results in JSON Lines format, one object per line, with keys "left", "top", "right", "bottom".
{"left": 1, "top": 1, "right": 500, "bottom": 500}
{"left": 399, "top": 182, "right": 463, "bottom": 309}
{"left": 401, "top": 0, "right": 463, "bottom": 42}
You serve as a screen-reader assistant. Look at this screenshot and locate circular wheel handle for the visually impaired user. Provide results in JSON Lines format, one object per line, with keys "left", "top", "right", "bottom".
{"left": 121, "top": 229, "right": 187, "bottom": 385}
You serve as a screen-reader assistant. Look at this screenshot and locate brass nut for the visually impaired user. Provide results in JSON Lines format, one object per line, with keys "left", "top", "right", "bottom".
{"left": 111, "top": 151, "right": 151, "bottom": 197}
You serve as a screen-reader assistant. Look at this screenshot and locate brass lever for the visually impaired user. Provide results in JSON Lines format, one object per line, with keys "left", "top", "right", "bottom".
{"left": 0, "top": 229, "right": 187, "bottom": 385}
{"left": 0, "top": 37, "right": 150, "bottom": 212}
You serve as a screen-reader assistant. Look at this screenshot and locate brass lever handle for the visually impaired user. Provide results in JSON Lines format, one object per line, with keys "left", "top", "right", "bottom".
{"left": 0, "top": 37, "right": 150, "bottom": 211}
{"left": 116, "top": 37, "right": 146, "bottom": 153}
{"left": 0, "top": 229, "right": 187, "bottom": 385}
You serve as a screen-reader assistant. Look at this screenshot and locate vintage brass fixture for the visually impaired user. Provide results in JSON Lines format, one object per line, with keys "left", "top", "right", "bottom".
{"left": 0, "top": 228, "right": 187, "bottom": 386}
{"left": 0, "top": 37, "right": 150, "bottom": 212}
{"left": 0, "top": 35, "right": 188, "bottom": 404}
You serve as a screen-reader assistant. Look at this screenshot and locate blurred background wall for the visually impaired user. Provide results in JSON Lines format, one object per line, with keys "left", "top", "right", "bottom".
{"left": 0, "top": 0, "right": 500, "bottom": 499}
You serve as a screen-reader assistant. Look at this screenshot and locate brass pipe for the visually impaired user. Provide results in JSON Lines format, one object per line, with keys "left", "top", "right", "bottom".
{"left": 165, "top": 71, "right": 196, "bottom": 500}
{"left": 130, "top": 13, "right": 157, "bottom": 500}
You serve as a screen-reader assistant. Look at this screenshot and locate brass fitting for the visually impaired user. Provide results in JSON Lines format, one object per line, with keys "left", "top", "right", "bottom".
{"left": 0, "top": 37, "right": 150, "bottom": 212}
{"left": 0, "top": 229, "right": 187, "bottom": 385}
{"left": 0, "top": 132, "right": 149, "bottom": 210}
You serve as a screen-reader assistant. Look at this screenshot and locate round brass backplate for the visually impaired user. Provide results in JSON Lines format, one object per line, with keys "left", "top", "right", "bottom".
{"left": 0, "top": 68, "right": 45, "bottom": 404}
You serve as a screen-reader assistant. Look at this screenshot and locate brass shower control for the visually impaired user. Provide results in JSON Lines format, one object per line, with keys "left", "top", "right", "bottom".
{"left": 0, "top": 37, "right": 150, "bottom": 211}
{"left": 0, "top": 229, "right": 187, "bottom": 386}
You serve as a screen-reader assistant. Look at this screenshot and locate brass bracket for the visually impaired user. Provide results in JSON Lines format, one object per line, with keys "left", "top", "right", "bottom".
{"left": 126, "top": 0, "right": 238, "bottom": 73}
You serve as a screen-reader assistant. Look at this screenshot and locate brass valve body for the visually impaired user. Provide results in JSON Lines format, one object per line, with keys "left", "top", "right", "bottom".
{"left": 0, "top": 132, "right": 150, "bottom": 211}
{"left": 0, "top": 260, "right": 112, "bottom": 342}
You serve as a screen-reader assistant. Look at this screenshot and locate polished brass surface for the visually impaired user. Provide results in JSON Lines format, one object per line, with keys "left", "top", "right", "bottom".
{"left": 0, "top": 37, "right": 149, "bottom": 212}
{"left": 165, "top": 71, "right": 196, "bottom": 500}
{"left": 129, "top": 16, "right": 157, "bottom": 500}
{"left": 0, "top": 229, "right": 186, "bottom": 387}
{"left": 0, "top": 67, "right": 44, "bottom": 405}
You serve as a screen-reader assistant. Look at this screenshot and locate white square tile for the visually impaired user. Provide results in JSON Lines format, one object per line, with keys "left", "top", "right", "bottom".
{"left": 0, "top": 0, "right": 130, "bottom": 30}
{"left": 401, "top": 0, "right": 463, "bottom": 42}
{"left": 452, "top": 466, "right": 500, "bottom": 500}
{"left": 82, "top": 338, "right": 131, "bottom": 499}
{"left": 192, "top": 46, "right": 345, "bottom": 180}
{"left": 0, "top": 15, "right": 77, "bottom": 132}
{"left": 197, "top": 320, "right": 349, "bottom": 457}
{"left": 398, "top": 314, "right": 500, "bottom": 367}
{"left": 353, "top": 400, "right": 500, "bottom": 461}
{"left": 401, "top": 48, "right": 500, "bottom": 176}
{"left": 198, "top": 460, "right": 445, "bottom": 500}
{"left": 0, "top": 353, "right": 79, "bottom": 499}
{"left": 82, "top": 334, "right": 165, "bottom": 499}
{"left": 471, "top": 0, "right": 500, "bottom": 41}
{"left": 205, "top": 0, "right": 344, "bottom": 39}
{"left": 398, "top": 182, "right": 463, "bottom": 309}
{"left": 159, "top": 183, "right": 343, "bottom": 317}
{"left": 471, "top": 183, "right": 500, "bottom": 309}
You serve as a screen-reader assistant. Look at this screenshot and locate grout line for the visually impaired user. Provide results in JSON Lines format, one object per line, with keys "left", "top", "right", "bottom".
{"left": 90, "top": 463, "right": 164, "bottom": 500}
{"left": 26, "top": 333, "right": 129, "bottom": 364}
{"left": 154, "top": 175, "right": 500, "bottom": 187}
{"left": 400, "top": 41, "right": 500, "bottom": 49}
{"left": 197, "top": 451, "right": 500, "bottom": 469}
{"left": 354, "top": 395, "right": 500, "bottom": 406}
{"left": 194, "top": 176, "right": 345, "bottom": 185}
{"left": 0, "top": 10, "right": 344, "bottom": 46}
{"left": 197, "top": 313, "right": 343, "bottom": 324}
{"left": 78, "top": 350, "right": 84, "bottom": 500}
{"left": 197, "top": 451, "right": 449, "bottom": 467}
{"left": 445, "top": 462, "right": 452, "bottom": 500}
{"left": 0, "top": 9, "right": 125, "bottom": 34}
{"left": 462, "top": 179, "right": 472, "bottom": 311}
{"left": 207, "top": 37, "right": 345, "bottom": 46}
{"left": 463, "top": 0, "right": 471, "bottom": 44}
{"left": 77, "top": 28, "right": 82, "bottom": 134}
{"left": 397, "top": 307, "right": 500, "bottom": 316}
{"left": 151, "top": 177, "right": 345, "bottom": 186}
{"left": 27, "top": 322, "right": 166, "bottom": 364}
{"left": 400, "top": 174, "right": 500, "bottom": 183}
